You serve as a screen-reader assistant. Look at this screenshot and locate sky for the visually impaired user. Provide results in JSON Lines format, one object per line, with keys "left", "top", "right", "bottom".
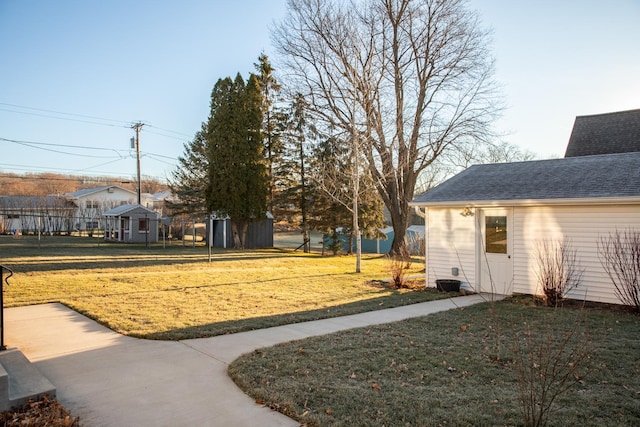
{"left": 1, "top": 0, "right": 639, "bottom": 183}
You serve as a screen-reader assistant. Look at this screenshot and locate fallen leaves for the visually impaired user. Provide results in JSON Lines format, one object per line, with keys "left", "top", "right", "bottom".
{"left": 0, "top": 395, "right": 79, "bottom": 427}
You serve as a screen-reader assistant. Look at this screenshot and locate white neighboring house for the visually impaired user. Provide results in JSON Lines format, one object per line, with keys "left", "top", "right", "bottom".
{"left": 410, "top": 109, "right": 640, "bottom": 305}
{"left": 0, "top": 195, "right": 75, "bottom": 234}
{"left": 64, "top": 185, "right": 141, "bottom": 232}
{"left": 144, "top": 190, "right": 177, "bottom": 216}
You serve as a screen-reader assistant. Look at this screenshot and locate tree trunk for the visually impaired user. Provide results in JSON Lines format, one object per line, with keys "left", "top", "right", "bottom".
{"left": 231, "top": 220, "right": 244, "bottom": 249}
{"left": 388, "top": 197, "right": 410, "bottom": 256}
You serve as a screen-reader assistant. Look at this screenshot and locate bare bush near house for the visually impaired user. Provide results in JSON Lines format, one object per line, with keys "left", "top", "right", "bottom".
{"left": 534, "top": 240, "right": 583, "bottom": 307}
{"left": 386, "top": 246, "right": 412, "bottom": 288}
{"left": 512, "top": 311, "right": 593, "bottom": 427}
{"left": 598, "top": 229, "right": 640, "bottom": 312}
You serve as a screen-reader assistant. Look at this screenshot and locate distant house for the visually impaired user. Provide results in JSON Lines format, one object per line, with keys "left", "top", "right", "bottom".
{"left": 145, "top": 190, "right": 176, "bottom": 215}
{"left": 65, "top": 185, "right": 138, "bottom": 231}
{"left": 0, "top": 195, "right": 75, "bottom": 235}
{"left": 102, "top": 204, "right": 161, "bottom": 243}
{"left": 410, "top": 109, "right": 640, "bottom": 305}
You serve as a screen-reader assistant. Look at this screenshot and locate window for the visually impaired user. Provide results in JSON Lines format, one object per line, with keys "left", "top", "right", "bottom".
{"left": 7, "top": 214, "right": 19, "bottom": 219}
{"left": 485, "top": 216, "right": 507, "bottom": 254}
{"left": 86, "top": 200, "right": 99, "bottom": 209}
{"left": 138, "top": 218, "right": 149, "bottom": 233}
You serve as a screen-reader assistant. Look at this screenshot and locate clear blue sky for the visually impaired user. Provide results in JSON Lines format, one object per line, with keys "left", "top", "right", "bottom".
{"left": 1, "top": 0, "right": 639, "bottom": 182}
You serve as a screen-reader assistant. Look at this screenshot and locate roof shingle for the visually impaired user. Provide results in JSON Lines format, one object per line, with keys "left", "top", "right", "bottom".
{"left": 412, "top": 151, "right": 640, "bottom": 205}
{"left": 565, "top": 109, "right": 640, "bottom": 157}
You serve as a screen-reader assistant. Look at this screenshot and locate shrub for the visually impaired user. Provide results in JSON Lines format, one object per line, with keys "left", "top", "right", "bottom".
{"left": 387, "top": 245, "right": 412, "bottom": 288}
{"left": 511, "top": 310, "right": 593, "bottom": 427}
{"left": 534, "top": 239, "right": 583, "bottom": 307}
{"left": 598, "top": 229, "right": 640, "bottom": 312}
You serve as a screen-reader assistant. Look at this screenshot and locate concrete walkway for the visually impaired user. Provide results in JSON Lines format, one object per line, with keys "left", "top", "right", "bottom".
{"left": 5, "top": 294, "right": 496, "bottom": 426}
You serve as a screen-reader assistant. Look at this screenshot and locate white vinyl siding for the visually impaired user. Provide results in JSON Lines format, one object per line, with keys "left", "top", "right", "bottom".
{"left": 425, "top": 208, "right": 477, "bottom": 289}
{"left": 513, "top": 204, "right": 640, "bottom": 305}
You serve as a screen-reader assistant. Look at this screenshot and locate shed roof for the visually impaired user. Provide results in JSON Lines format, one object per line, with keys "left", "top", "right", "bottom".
{"left": 102, "top": 204, "right": 159, "bottom": 217}
{"left": 412, "top": 151, "right": 640, "bottom": 206}
{"left": 565, "top": 109, "right": 640, "bottom": 157}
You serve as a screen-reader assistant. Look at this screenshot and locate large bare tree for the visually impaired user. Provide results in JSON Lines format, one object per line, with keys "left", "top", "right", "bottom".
{"left": 274, "top": 0, "right": 500, "bottom": 254}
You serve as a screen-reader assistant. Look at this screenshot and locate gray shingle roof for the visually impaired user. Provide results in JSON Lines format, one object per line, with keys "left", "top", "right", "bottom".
{"left": 412, "top": 152, "right": 640, "bottom": 205}
{"left": 65, "top": 185, "right": 134, "bottom": 198}
{"left": 565, "top": 109, "right": 640, "bottom": 157}
{"left": 103, "top": 204, "right": 159, "bottom": 217}
{"left": 0, "top": 195, "right": 74, "bottom": 208}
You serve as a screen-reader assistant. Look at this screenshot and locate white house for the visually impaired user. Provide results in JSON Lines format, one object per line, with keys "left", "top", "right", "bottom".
{"left": 410, "top": 109, "right": 640, "bottom": 305}
{"left": 0, "top": 195, "right": 75, "bottom": 234}
{"left": 64, "top": 185, "right": 139, "bottom": 231}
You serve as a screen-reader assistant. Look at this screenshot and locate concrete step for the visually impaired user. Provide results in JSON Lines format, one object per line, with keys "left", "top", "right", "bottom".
{"left": 0, "top": 348, "right": 56, "bottom": 411}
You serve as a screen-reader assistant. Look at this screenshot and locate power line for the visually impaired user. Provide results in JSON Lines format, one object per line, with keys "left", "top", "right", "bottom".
{"left": 0, "top": 108, "right": 129, "bottom": 129}
{"left": 144, "top": 129, "right": 190, "bottom": 141}
{"left": 0, "top": 102, "right": 131, "bottom": 124}
{"left": 2, "top": 137, "right": 126, "bottom": 159}
{"left": 144, "top": 153, "right": 177, "bottom": 166}
{"left": 0, "top": 102, "right": 193, "bottom": 140}
{"left": 146, "top": 124, "right": 192, "bottom": 138}
{"left": 2, "top": 136, "right": 179, "bottom": 163}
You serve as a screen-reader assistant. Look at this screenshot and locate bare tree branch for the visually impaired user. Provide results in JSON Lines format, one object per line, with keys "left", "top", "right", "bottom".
{"left": 274, "top": 0, "right": 501, "bottom": 254}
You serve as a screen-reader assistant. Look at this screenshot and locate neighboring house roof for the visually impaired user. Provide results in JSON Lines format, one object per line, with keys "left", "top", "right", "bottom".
{"left": 102, "top": 204, "right": 160, "bottom": 217}
{"left": 150, "top": 190, "right": 176, "bottom": 202}
{"left": 565, "top": 109, "right": 640, "bottom": 157}
{"left": 65, "top": 185, "right": 135, "bottom": 199}
{"left": 0, "top": 195, "right": 74, "bottom": 209}
{"left": 411, "top": 151, "right": 640, "bottom": 206}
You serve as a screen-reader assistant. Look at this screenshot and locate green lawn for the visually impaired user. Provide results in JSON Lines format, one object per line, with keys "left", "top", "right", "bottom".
{"left": 3, "top": 235, "right": 639, "bottom": 425}
{"left": 0, "top": 235, "right": 444, "bottom": 339}
{"left": 229, "top": 298, "right": 640, "bottom": 426}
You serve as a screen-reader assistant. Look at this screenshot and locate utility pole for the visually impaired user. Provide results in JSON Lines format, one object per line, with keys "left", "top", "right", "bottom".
{"left": 131, "top": 122, "right": 144, "bottom": 205}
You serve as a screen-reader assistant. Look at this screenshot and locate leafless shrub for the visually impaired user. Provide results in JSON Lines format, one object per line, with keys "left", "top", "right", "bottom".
{"left": 387, "top": 246, "right": 412, "bottom": 289}
{"left": 597, "top": 229, "right": 640, "bottom": 312}
{"left": 512, "top": 311, "right": 593, "bottom": 427}
{"left": 534, "top": 240, "right": 583, "bottom": 307}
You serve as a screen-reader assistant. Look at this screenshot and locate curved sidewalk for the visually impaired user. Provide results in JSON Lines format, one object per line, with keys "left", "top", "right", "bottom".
{"left": 5, "top": 294, "right": 495, "bottom": 426}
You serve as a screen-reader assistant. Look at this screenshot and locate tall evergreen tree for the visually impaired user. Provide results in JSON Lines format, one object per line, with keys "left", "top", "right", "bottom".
{"left": 206, "top": 73, "right": 268, "bottom": 249}
{"left": 167, "top": 124, "right": 209, "bottom": 217}
{"left": 254, "top": 54, "right": 284, "bottom": 215}
{"left": 278, "top": 93, "right": 315, "bottom": 251}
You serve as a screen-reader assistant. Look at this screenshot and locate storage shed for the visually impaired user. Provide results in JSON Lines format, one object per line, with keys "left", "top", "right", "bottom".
{"left": 411, "top": 152, "right": 640, "bottom": 303}
{"left": 209, "top": 213, "right": 274, "bottom": 249}
{"left": 102, "top": 204, "right": 161, "bottom": 243}
{"left": 410, "top": 109, "right": 640, "bottom": 305}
